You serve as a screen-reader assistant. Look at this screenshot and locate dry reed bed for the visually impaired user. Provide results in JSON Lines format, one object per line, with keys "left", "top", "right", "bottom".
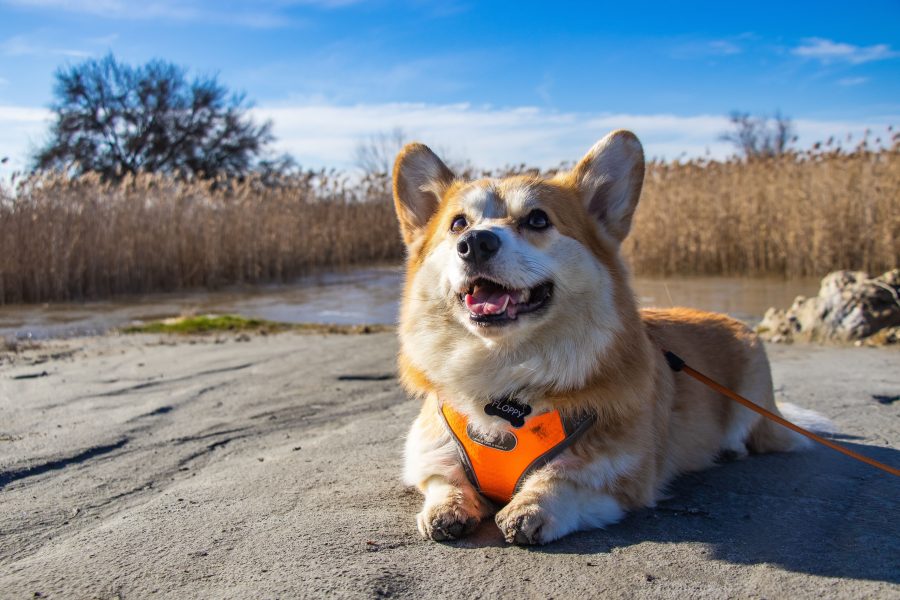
{"left": 1, "top": 146, "right": 898, "bottom": 304}
{"left": 0, "top": 172, "right": 402, "bottom": 303}
{"left": 628, "top": 146, "right": 900, "bottom": 277}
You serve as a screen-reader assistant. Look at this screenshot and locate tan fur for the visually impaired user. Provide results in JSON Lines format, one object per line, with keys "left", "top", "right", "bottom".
{"left": 393, "top": 130, "right": 802, "bottom": 545}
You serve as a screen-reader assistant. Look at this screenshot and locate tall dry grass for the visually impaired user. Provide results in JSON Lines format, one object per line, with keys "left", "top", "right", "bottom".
{"left": 0, "top": 171, "right": 402, "bottom": 303}
{"left": 1, "top": 142, "right": 898, "bottom": 304}
{"left": 626, "top": 142, "right": 900, "bottom": 277}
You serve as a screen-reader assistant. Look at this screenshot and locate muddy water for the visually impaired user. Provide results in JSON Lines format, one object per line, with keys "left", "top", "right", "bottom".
{"left": 0, "top": 266, "right": 820, "bottom": 340}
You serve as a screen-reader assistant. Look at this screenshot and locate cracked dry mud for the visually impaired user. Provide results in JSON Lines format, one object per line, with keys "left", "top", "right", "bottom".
{"left": 0, "top": 333, "right": 898, "bottom": 599}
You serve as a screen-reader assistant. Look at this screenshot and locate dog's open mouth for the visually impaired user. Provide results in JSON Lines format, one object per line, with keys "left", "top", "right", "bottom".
{"left": 460, "top": 278, "right": 553, "bottom": 325}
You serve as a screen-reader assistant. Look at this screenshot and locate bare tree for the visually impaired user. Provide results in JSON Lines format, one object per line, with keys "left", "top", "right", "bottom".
{"left": 35, "top": 54, "right": 276, "bottom": 180}
{"left": 720, "top": 111, "right": 796, "bottom": 158}
{"left": 354, "top": 127, "right": 408, "bottom": 176}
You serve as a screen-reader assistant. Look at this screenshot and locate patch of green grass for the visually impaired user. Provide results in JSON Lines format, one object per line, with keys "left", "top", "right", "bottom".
{"left": 123, "top": 314, "right": 286, "bottom": 335}
{"left": 122, "top": 314, "right": 392, "bottom": 336}
{"left": 290, "top": 322, "right": 393, "bottom": 335}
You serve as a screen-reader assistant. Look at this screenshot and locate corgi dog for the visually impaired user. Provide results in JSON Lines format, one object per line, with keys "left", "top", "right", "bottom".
{"left": 393, "top": 130, "right": 806, "bottom": 545}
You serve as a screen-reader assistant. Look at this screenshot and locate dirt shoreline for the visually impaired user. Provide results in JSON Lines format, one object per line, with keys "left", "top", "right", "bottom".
{"left": 1, "top": 332, "right": 898, "bottom": 599}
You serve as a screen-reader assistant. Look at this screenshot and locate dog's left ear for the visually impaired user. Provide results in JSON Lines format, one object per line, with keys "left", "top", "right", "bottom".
{"left": 392, "top": 143, "right": 455, "bottom": 247}
{"left": 569, "top": 130, "right": 645, "bottom": 242}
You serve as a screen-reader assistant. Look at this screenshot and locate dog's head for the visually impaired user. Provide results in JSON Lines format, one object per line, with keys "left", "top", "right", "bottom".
{"left": 393, "top": 130, "right": 645, "bottom": 405}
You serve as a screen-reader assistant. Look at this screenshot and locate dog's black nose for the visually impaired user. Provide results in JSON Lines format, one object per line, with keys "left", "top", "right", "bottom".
{"left": 457, "top": 229, "right": 501, "bottom": 265}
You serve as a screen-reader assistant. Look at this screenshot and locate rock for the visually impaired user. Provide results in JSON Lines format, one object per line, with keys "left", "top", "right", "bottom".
{"left": 757, "top": 269, "right": 900, "bottom": 344}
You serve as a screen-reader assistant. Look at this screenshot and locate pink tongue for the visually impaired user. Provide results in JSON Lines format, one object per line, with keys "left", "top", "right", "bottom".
{"left": 465, "top": 288, "right": 512, "bottom": 316}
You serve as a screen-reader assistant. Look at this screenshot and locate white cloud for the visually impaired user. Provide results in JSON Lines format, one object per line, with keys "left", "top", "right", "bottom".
{"left": 3, "top": 1, "right": 254, "bottom": 26}
{"left": 1, "top": 34, "right": 90, "bottom": 58}
{"left": 2, "top": 102, "right": 896, "bottom": 181}
{"left": 6, "top": 0, "right": 109, "bottom": 8}
{"left": 87, "top": 33, "right": 120, "bottom": 46}
{"left": 837, "top": 77, "right": 869, "bottom": 86}
{"left": 254, "top": 102, "right": 898, "bottom": 169}
{"left": 281, "top": 0, "right": 364, "bottom": 6}
{"left": 1, "top": 0, "right": 358, "bottom": 26}
{"left": 670, "top": 37, "right": 747, "bottom": 60}
{"left": 708, "top": 40, "right": 741, "bottom": 55}
{"left": 792, "top": 38, "right": 898, "bottom": 64}
{"left": 0, "top": 105, "right": 52, "bottom": 179}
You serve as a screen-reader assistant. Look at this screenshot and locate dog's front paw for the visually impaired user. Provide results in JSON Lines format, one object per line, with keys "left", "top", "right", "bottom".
{"left": 495, "top": 501, "right": 555, "bottom": 545}
{"left": 416, "top": 494, "right": 482, "bottom": 541}
{"left": 417, "top": 502, "right": 479, "bottom": 541}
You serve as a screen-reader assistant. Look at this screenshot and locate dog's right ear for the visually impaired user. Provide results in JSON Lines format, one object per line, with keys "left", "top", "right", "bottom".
{"left": 392, "top": 143, "right": 454, "bottom": 246}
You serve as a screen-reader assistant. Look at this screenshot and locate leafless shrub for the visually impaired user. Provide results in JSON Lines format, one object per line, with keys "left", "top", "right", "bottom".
{"left": 355, "top": 127, "right": 408, "bottom": 177}
{"left": 720, "top": 111, "right": 796, "bottom": 158}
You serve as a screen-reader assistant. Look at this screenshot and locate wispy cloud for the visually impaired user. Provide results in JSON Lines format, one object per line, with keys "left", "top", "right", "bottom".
{"left": 1, "top": 0, "right": 358, "bottom": 27}
{"left": 87, "top": 33, "right": 120, "bottom": 46}
{"left": 707, "top": 40, "right": 742, "bottom": 55}
{"left": 234, "top": 48, "right": 481, "bottom": 105}
{"left": 792, "top": 38, "right": 898, "bottom": 64}
{"left": 0, "top": 105, "right": 49, "bottom": 121}
{"left": 4, "top": 0, "right": 132, "bottom": 16}
{"left": 0, "top": 105, "right": 52, "bottom": 179}
{"left": 284, "top": 0, "right": 365, "bottom": 6}
{"left": 837, "top": 77, "right": 869, "bottom": 86}
{"left": 1, "top": 34, "right": 90, "bottom": 58}
{"left": 2, "top": 102, "right": 896, "bottom": 180}
{"left": 670, "top": 35, "right": 750, "bottom": 60}
{"left": 254, "top": 102, "right": 898, "bottom": 169}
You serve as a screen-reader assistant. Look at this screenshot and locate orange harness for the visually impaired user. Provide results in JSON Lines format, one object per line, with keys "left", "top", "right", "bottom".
{"left": 439, "top": 400, "right": 594, "bottom": 505}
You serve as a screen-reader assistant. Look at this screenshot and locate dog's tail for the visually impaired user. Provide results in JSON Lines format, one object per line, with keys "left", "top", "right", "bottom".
{"left": 749, "top": 401, "right": 836, "bottom": 453}
{"left": 777, "top": 402, "right": 836, "bottom": 435}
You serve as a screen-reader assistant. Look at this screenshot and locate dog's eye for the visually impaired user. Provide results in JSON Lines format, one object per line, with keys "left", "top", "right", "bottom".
{"left": 450, "top": 215, "right": 468, "bottom": 233}
{"left": 525, "top": 209, "right": 551, "bottom": 230}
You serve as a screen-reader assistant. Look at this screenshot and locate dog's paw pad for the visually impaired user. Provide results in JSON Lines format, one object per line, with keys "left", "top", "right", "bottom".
{"left": 417, "top": 505, "right": 480, "bottom": 542}
{"left": 496, "top": 503, "right": 549, "bottom": 545}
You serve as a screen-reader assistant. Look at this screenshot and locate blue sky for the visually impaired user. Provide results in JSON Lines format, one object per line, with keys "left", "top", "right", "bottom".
{"left": 1, "top": 0, "right": 898, "bottom": 175}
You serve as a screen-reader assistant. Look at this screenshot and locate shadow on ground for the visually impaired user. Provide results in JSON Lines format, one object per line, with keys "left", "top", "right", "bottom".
{"left": 463, "top": 442, "right": 900, "bottom": 584}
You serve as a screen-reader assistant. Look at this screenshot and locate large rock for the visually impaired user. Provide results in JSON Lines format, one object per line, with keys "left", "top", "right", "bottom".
{"left": 757, "top": 269, "right": 900, "bottom": 343}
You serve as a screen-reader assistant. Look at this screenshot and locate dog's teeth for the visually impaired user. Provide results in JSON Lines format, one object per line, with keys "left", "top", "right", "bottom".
{"left": 499, "top": 295, "right": 510, "bottom": 313}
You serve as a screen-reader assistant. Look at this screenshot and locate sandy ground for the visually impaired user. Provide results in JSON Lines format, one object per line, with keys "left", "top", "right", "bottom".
{"left": 0, "top": 332, "right": 898, "bottom": 599}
